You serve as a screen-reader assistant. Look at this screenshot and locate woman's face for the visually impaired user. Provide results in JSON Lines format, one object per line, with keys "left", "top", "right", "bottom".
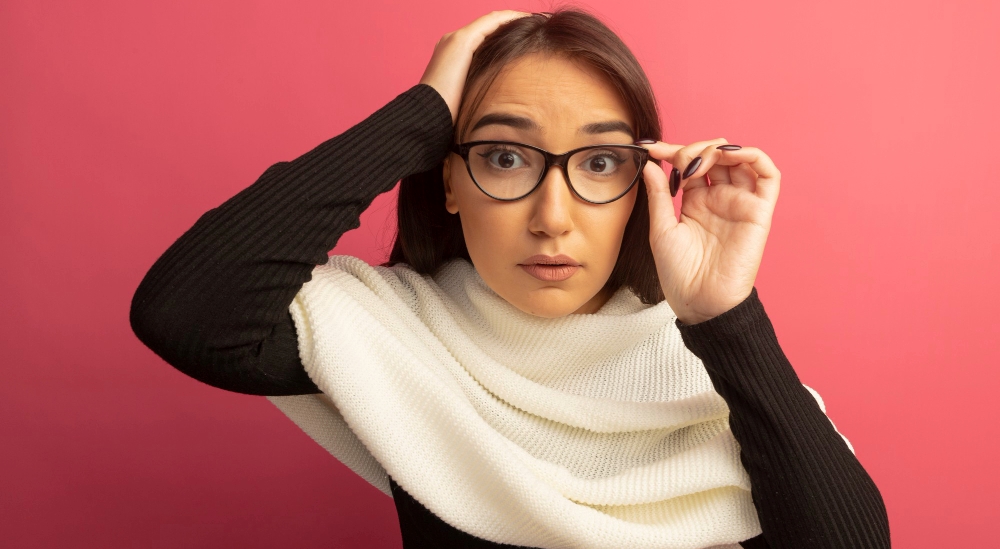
{"left": 443, "top": 52, "right": 638, "bottom": 318}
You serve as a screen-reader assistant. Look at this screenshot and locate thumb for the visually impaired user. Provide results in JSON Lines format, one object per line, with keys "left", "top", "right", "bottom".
{"left": 642, "top": 160, "right": 678, "bottom": 233}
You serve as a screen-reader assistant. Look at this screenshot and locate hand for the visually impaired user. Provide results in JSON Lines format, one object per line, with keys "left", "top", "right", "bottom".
{"left": 419, "top": 10, "right": 536, "bottom": 125}
{"left": 638, "top": 139, "right": 782, "bottom": 325}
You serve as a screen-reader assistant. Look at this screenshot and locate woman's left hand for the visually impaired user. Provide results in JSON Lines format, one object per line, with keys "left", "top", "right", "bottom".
{"left": 638, "top": 138, "right": 781, "bottom": 325}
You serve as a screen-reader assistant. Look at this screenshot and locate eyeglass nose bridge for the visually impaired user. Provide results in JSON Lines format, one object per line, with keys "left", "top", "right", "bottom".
{"left": 534, "top": 149, "right": 578, "bottom": 195}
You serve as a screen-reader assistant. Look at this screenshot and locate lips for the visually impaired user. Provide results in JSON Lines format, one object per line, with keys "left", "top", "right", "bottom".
{"left": 519, "top": 254, "right": 581, "bottom": 266}
{"left": 518, "top": 254, "right": 581, "bottom": 282}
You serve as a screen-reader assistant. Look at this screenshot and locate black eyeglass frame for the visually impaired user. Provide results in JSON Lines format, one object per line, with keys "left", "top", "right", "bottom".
{"left": 449, "top": 140, "right": 650, "bottom": 204}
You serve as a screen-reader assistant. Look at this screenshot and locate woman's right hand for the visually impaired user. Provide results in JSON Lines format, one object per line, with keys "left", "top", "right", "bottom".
{"left": 419, "top": 10, "right": 537, "bottom": 125}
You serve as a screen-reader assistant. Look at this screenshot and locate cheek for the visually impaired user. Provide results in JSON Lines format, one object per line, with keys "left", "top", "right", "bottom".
{"left": 462, "top": 203, "right": 520, "bottom": 256}
{"left": 452, "top": 181, "right": 521, "bottom": 259}
{"left": 586, "top": 195, "right": 637, "bottom": 253}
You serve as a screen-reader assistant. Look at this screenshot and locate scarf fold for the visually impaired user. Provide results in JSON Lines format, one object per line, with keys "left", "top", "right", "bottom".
{"left": 265, "top": 255, "right": 821, "bottom": 548}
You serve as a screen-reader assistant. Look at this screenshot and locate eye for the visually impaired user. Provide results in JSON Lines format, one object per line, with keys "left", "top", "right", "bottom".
{"left": 478, "top": 146, "right": 530, "bottom": 170}
{"left": 578, "top": 150, "right": 626, "bottom": 175}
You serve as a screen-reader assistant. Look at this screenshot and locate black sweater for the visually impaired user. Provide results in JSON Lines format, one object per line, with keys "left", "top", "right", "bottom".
{"left": 129, "top": 83, "right": 890, "bottom": 549}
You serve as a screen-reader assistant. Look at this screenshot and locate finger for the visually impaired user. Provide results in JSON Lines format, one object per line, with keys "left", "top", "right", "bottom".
{"left": 728, "top": 162, "right": 758, "bottom": 192}
{"left": 714, "top": 146, "right": 781, "bottom": 203}
{"left": 676, "top": 138, "right": 729, "bottom": 194}
{"left": 676, "top": 139, "right": 728, "bottom": 182}
{"left": 641, "top": 157, "right": 679, "bottom": 232}
{"left": 639, "top": 139, "right": 726, "bottom": 166}
{"left": 707, "top": 145, "right": 755, "bottom": 192}
{"left": 635, "top": 141, "right": 684, "bottom": 163}
{"left": 638, "top": 139, "right": 724, "bottom": 195}
{"left": 698, "top": 146, "right": 748, "bottom": 191}
{"left": 705, "top": 163, "right": 733, "bottom": 187}
{"left": 679, "top": 165, "right": 710, "bottom": 194}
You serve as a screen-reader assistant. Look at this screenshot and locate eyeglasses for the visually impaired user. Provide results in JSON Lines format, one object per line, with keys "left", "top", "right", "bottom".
{"left": 450, "top": 140, "right": 650, "bottom": 204}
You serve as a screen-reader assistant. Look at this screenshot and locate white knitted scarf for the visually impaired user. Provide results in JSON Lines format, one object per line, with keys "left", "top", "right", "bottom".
{"left": 266, "top": 255, "right": 843, "bottom": 549}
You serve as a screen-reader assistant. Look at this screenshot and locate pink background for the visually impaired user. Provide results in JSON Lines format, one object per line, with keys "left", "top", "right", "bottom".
{"left": 2, "top": 0, "right": 997, "bottom": 546}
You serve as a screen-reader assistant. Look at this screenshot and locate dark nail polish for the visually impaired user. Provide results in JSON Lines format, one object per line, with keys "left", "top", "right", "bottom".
{"left": 669, "top": 167, "right": 680, "bottom": 197}
{"left": 634, "top": 139, "right": 657, "bottom": 144}
{"left": 717, "top": 144, "right": 742, "bottom": 150}
{"left": 682, "top": 156, "right": 702, "bottom": 179}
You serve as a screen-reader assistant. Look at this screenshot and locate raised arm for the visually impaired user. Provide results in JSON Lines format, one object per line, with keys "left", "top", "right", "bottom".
{"left": 634, "top": 121, "right": 890, "bottom": 548}
{"left": 129, "top": 83, "right": 454, "bottom": 396}
{"left": 677, "top": 288, "right": 890, "bottom": 549}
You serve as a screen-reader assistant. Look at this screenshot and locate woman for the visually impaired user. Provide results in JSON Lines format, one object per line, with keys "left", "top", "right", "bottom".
{"left": 130, "top": 8, "right": 890, "bottom": 549}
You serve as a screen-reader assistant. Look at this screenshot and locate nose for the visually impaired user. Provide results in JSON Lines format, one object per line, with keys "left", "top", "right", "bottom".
{"left": 526, "top": 164, "right": 576, "bottom": 238}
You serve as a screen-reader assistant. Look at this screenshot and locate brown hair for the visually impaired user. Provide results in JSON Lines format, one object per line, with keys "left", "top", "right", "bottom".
{"left": 385, "top": 7, "right": 665, "bottom": 304}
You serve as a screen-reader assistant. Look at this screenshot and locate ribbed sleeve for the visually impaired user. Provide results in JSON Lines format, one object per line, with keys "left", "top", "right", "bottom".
{"left": 129, "top": 83, "right": 454, "bottom": 396}
{"left": 676, "top": 288, "right": 891, "bottom": 548}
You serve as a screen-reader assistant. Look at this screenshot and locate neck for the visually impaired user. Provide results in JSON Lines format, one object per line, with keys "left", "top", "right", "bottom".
{"left": 572, "top": 285, "right": 614, "bottom": 315}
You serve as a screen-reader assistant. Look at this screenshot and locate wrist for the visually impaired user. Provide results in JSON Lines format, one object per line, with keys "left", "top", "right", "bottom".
{"left": 674, "top": 288, "right": 765, "bottom": 334}
{"left": 675, "top": 310, "right": 715, "bottom": 326}
{"left": 672, "top": 288, "right": 758, "bottom": 327}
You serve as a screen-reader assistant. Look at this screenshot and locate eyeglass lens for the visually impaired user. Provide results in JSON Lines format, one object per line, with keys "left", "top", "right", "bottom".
{"left": 467, "top": 144, "right": 643, "bottom": 202}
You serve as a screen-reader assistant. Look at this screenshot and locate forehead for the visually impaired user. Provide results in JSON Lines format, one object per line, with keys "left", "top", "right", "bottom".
{"left": 468, "top": 53, "right": 631, "bottom": 128}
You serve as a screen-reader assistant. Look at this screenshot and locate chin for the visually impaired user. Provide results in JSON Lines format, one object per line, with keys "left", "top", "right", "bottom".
{"left": 510, "top": 290, "right": 583, "bottom": 318}
{"left": 477, "top": 264, "right": 596, "bottom": 317}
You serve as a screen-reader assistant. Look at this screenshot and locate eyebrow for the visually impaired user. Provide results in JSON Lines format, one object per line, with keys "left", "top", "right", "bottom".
{"left": 470, "top": 112, "right": 635, "bottom": 140}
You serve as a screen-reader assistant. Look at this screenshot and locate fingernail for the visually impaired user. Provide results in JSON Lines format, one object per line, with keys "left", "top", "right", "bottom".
{"left": 717, "top": 144, "right": 742, "bottom": 150}
{"left": 682, "top": 156, "right": 702, "bottom": 179}
{"left": 634, "top": 139, "right": 657, "bottom": 144}
{"left": 669, "top": 167, "right": 680, "bottom": 197}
